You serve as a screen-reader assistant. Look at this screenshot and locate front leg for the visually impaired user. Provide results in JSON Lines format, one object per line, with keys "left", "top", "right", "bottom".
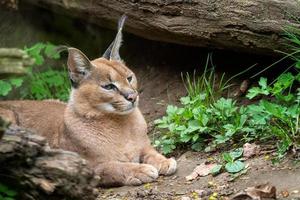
{"left": 95, "top": 161, "right": 158, "bottom": 186}
{"left": 141, "top": 146, "right": 177, "bottom": 175}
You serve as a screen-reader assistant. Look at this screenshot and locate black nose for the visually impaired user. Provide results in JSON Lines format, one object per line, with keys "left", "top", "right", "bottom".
{"left": 125, "top": 92, "right": 138, "bottom": 103}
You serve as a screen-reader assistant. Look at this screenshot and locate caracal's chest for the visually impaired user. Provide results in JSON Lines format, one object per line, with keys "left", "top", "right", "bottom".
{"left": 65, "top": 108, "right": 150, "bottom": 165}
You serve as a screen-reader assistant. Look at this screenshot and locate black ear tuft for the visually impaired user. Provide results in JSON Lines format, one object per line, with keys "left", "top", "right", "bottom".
{"left": 102, "top": 15, "right": 127, "bottom": 61}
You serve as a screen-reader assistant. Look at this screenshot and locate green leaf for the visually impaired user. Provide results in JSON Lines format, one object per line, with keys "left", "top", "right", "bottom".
{"left": 246, "top": 87, "right": 261, "bottom": 99}
{"left": 166, "top": 105, "right": 178, "bottom": 115}
{"left": 246, "top": 87, "right": 270, "bottom": 99}
{"left": 180, "top": 133, "right": 193, "bottom": 142}
{"left": 246, "top": 104, "right": 270, "bottom": 125}
{"left": 229, "top": 148, "right": 243, "bottom": 160}
{"left": 153, "top": 140, "right": 161, "bottom": 147}
{"left": 258, "top": 77, "right": 268, "bottom": 89}
{"left": 9, "top": 78, "right": 23, "bottom": 88}
{"left": 154, "top": 118, "right": 163, "bottom": 125}
{"left": 175, "top": 125, "right": 186, "bottom": 132}
{"left": 176, "top": 108, "right": 185, "bottom": 115}
{"left": 201, "top": 114, "right": 209, "bottom": 126}
{"left": 214, "top": 134, "right": 230, "bottom": 144}
{"left": 225, "top": 160, "right": 245, "bottom": 173}
{"left": 222, "top": 152, "right": 233, "bottom": 163}
{"left": 272, "top": 73, "right": 294, "bottom": 95}
{"left": 182, "top": 109, "right": 193, "bottom": 120}
{"left": 246, "top": 77, "right": 270, "bottom": 99}
{"left": 223, "top": 124, "right": 235, "bottom": 132}
{"left": 260, "top": 100, "right": 286, "bottom": 119}
{"left": 24, "top": 43, "right": 45, "bottom": 65}
{"left": 211, "top": 164, "right": 222, "bottom": 176}
{"left": 295, "top": 60, "right": 300, "bottom": 69}
{"left": 44, "top": 43, "right": 60, "bottom": 59}
{"left": 0, "top": 183, "right": 8, "bottom": 194}
{"left": 0, "top": 183, "right": 16, "bottom": 200}
{"left": 191, "top": 142, "right": 203, "bottom": 151}
{"left": 4, "top": 197, "right": 15, "bottom": 200}
{"left": 296, "top": 73, "right": 300, "bottom": 82}
{"left": 0, "top": 81, "right": 12, "bottom": 96}
{"left": 162, "top": 143, "right": 176, "bottom": 154}
{"left": 188, "top": 120, "right": 201, "bottom": 129}
{"left": 5, "top": 189, "right": 17, "bottom": 197}
{"left": 192, "top": 134, "right": 199, "bottom": 142}
{"left": 180, "top": 96, "right": 190, "bottom": 105}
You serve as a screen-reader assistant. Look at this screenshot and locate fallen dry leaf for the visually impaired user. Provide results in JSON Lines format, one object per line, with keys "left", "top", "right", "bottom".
{"left": 240, "top": 79, "right": 250, "bottom": 94}
{"left": 185, "top": 163, "right": 217, "bottom": 181}
{"left": 231, "top": 183, "right": 276, "bottom": 200}
{"left": 243, "top": 143, "right": 260, "bottom": 158}
{"left": 280, "top": 189, "right": 289, "bottom": 198}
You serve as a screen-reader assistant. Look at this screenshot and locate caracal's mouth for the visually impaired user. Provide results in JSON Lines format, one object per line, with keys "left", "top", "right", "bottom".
{"left": 119, "top": 102, "right": 138, "bottom": 115}
{"left": 97, "top": 100, "right": 138, "bottom": 115}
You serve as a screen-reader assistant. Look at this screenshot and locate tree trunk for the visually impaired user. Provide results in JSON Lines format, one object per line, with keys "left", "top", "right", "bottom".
{"left": 21, "top": 0, "right": 300, "bottom": 55}
{"left": 0, "top": 124, "right": 100, "bottom": 200}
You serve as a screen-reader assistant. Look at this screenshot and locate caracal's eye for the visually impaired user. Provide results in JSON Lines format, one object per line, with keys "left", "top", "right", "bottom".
{"left": 127, "top": 76, "right": 133, "bottom": 83}
{"left": 102, "top": 83, "right": 117, "bottom": 90}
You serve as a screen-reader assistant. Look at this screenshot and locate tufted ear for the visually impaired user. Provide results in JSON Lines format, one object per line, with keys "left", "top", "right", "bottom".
{"left": 102, "top": 15, "right": 127, "bottom": 61}
{"left": 67, "top": 48, "right": 92, "bottom": 88}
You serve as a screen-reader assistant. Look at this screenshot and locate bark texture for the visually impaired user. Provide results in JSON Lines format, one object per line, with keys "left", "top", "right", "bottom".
{"left": 0, "top": 124, "right": 100, "bottom": 200}
{"left": 0, "top": 48, "right": 34, "bottom": 76}
{"left": 21, "top": 0, "right": 300, "bottom": 55}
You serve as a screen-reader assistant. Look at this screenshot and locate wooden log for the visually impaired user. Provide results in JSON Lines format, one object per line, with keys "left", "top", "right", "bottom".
{"left": 0, "top": 124, "right": 100, "bottom": 200}
{"left": 21, "top": 0, "right": 300, "bottom": 55}
{"left": 0, "top": 48, "right": 34, "bottom": 75}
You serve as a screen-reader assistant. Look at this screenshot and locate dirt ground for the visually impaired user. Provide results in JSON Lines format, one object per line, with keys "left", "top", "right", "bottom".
{"left": 96, "top": 57, "right": 300, "bottom": 200}
{"left": 98, "top": 152, "right": 300, "bottom": 200}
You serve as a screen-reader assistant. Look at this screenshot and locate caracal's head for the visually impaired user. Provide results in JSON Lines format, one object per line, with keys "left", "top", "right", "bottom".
{"left": 67, "top": 16, "right": 138, "bottom": 116}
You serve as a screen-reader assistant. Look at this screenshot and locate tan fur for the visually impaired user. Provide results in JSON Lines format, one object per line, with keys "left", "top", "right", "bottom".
{"left": 0, "top": 53, "right": 177, "bottom": 186}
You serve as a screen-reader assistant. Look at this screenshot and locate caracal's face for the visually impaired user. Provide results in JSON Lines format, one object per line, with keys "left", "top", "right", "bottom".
{"left": 74, "top": 58, "right": 139, "bottom": 115}
{"left": 67, "top": 15, "right": 137, "bottom": 115}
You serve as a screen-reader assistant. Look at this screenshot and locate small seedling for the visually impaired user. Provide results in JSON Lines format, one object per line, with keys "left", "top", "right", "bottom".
{"left": 211, "top": 148, "right": 245, "bottom": 175}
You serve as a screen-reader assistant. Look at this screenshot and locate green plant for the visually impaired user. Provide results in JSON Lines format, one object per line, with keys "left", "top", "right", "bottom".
{"left": 211, "top": 148, "right": 245, "bottom": 175}
{"left": 24, "top": 68, "right": 70, "bottom": 101}
{"left": 182, "top": 54, "right": 255, "bottom": 105}
{"left": 0, "top": 79, "right": 23, "bottom": 97}
{"left": 25, "top": 42, "right": 60, "bottom": 65}
{"left": 246, "top": 73, "right": 300, "bottom": 157}
{"left": 0, "top": 183, "right": 17, "bottom": 200}
{"left": 155, "top": 23, "right": 300, "bottom": 157}
{"left": 0, "top": 42, "right": 70, "bottom": 101}
{"left": 154, "top": 56, "right": 256, "bottom": 154}
{"left": 182, "top": 54, "right": 230, "bottom": 105}
{"left": 245, "top": 23, "right": 300, "bottom": 157}
{"left": 154, "top": 94, "right": 253, "bottom": 154}
{"left": 155, "top": 71, "right": 300, "bottom": 155}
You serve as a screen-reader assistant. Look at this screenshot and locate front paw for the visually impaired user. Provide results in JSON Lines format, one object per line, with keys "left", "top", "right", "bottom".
{"left": 125, "top": 164, "right": 159, "bottom": 186}
{"left": 158, "top": 158, "right": 177, "bottom": 175}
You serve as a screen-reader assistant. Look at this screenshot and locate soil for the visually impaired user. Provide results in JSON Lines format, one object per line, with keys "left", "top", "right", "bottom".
{"left": 97, "top": 152, "right": 300, "bottom": 199}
